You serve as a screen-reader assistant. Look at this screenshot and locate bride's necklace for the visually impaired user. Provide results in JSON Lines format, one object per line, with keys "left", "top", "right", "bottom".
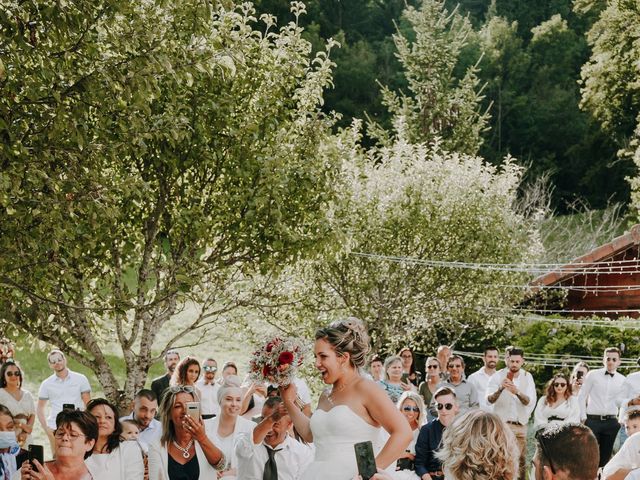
{"left": 328, "top": 375, "right": 357, "bottom": 405}
{"left": 172, "top": 438, "right": 194, "bottom": 459}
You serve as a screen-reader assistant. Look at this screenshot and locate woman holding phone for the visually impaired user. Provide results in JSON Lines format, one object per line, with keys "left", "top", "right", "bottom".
{"left": 398, "top": 348, "right": 420, "bottom": 387}
{"left": 148, "top": 385, "right": 226, "bottom": 480}
{"left": 17, "top": 410, "right": 97, "bottom": 480}
{"left": 280, "top": 318, "right": 411, "bottom": 479}
{"left": 85, "top": 398, "right": 144, "bottom": 480}
{"left": 379, "top": 356, "right": 415, "bottom": 404}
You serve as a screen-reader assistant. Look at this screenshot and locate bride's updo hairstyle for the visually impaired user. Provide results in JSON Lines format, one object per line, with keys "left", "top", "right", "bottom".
{"left": 315, "top": 317, "right": 370, "bottom": 368}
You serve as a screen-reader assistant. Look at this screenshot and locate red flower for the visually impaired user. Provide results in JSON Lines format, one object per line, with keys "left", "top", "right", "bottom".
{"left": 266, "top": 342, "right": 274, "bottom": 353}
{"left": 278, "top": 351, "right": 294, "bottom": 365}
{"left": 262, "top": 365, "right": 273, "bottom": 377}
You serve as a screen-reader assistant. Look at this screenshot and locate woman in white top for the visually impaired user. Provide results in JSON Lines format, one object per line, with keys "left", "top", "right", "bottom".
{"left": 534, "top": 373, "right": 581, "bottom": 428}
{"left": 205, "top": 376, "right": 255, "bottom": 479}
{"left": 0, "top": 361, "right": 35, "bottom": 447}
{"left": 85, "top": 398, "right": 144, "bottom": 480}
{"left": 394, "top": 391, "right": 425, "bottom": 479}
{"left": 148, "top": 385, "right": 226, "bottom": 480}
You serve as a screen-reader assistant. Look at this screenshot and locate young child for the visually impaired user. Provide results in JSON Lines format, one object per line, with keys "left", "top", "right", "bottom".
{"left": 627, "top": 410, "right": 640, "bottom": 437}
{"left": 120, "top": 419, "right": 140, "bottom": 441}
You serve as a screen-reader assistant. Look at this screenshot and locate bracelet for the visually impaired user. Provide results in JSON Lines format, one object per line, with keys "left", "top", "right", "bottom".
{"left": 214, "top": 452, "right": 227, "bottom": 472}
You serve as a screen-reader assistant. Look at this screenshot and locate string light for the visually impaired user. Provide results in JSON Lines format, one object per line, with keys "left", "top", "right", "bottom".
{"left": 453, "top": 350, "right": 639, "bottom": 369}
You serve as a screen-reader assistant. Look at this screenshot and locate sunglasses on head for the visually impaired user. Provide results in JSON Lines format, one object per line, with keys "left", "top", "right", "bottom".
{"left": 203, "top": 366, "right": 217, "bottom": 372}
{"left": 402, "top": 406, "right": 420, "bottom": 413}
{"left": 169, "top": 385, "right": 195, "bottom": 394}
{"left": 436, "top": 403, "right": 454, "bottom": 411}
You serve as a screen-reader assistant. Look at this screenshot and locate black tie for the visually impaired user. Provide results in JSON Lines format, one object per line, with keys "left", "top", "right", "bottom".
{"left": 605, "top": 372, "right": 614, "bottom": 377}
{"left": 263, "top": 446, "right": 282, "bottom": 480}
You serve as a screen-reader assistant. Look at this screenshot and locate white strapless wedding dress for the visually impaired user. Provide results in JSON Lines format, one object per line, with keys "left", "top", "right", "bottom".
{"left": 302, "top": 404, "right": 383, "bottom": 480}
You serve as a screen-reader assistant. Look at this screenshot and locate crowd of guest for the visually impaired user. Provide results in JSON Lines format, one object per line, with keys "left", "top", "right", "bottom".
{"left": 3, "top": 333, "right": 640, "bottom": 479}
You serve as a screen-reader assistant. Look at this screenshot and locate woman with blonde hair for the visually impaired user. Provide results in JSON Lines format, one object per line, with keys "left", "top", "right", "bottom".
{"left": 436, "top": 410, "right": 519, "bottom": 480}
{"left": 394, "top": 391, "right": 425, "bottom": 479}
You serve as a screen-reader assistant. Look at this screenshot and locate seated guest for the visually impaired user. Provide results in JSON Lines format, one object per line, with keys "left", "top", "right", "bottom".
{"left": 534, "top": 422, "right": 599, "bottom": 480}
{"left": 398, "top": 347, "right": 421, "bottom": 386}
{"left": 436, "top": 410, "right": 518, "bottom": 480}
{"left": 148, "top": 385, "right": 226, "bottom": 480}
{"left": 369, "top": 355, "right": 384, "bottom": 382}
{"left": 17, "top": 410, "right": 97, "bottom": 480}
{"left": 0, "top": 361, "right": 35, "bottom": 447}
{"left": 170, "top": 356, "right": 202, "bottom": 400}
{"left": 534, "top": 373, "right": 580, "bottom": 428}
{"left": 379, "top": 356, "right": 414, "bottom": 404}
{"left": 205, "top": 376, "right": 255, "bottom": 479}
{"left": 437, "top": 355, "right": 478, "bottom": 413}
{"left": 414, "top": 387, "right": 459, "bottom": 480}
{"left": 120, "top": 389, "right": 162, "bottom": 451}
{"left": 395, "top": 392, "right": 425, "bottom": 479}
{"left": 85, "top": 398, "right": 144, "bottom": 480}
{"left": 235, "top": 396, "right": 312, "bottom": 479}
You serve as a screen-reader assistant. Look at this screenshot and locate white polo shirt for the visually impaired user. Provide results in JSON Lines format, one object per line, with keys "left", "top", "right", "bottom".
{"left": 38, "top": 369, "right": 91, "bottom": 429}
{"left": 195, "top": 379, "right": 220, "bottom": 416}
{"left": 235, "top": 433, "right": 313, "bottom": 480}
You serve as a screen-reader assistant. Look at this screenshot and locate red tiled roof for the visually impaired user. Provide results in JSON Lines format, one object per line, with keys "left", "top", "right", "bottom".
{"left": 531, "top": 224, "right": 640, "bottom": 288}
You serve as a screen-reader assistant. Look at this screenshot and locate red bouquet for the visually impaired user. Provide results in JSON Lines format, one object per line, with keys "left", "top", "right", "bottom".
{"left": 249, "top": 336, "right": 305, "bottom": 386}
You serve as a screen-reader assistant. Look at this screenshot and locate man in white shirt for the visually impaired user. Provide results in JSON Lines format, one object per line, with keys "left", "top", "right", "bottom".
{"left": 602, "top": 428, "right": 640, "bottom": 480}
{"left": 196, "top": 357, "right": 220, "bottom": 419}
{"left": 579, "top": 347, "right": 626, "bottom": 467}
{"left": 36, "top": 349, "right": 91, "bottom": 453}
{"left": 119, "top": 389, "right": 161, "bottom": 451}
{"left": 235, "top": 396, "right": 313, "bottom": 480}
{"left": 486, "top": 347, "right": 536, "bottom": 480}
{"left": 467, "top": 346, "right": 499, "bottom": 412}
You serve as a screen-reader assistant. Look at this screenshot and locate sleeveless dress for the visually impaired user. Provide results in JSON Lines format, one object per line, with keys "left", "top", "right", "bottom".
{"left": 301, "top": 405, "right": 382, "bottom": 480}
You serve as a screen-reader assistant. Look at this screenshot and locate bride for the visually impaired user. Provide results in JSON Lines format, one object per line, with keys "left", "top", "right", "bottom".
{"left": 281, "top": 318, "right": 412, "bottom": 479}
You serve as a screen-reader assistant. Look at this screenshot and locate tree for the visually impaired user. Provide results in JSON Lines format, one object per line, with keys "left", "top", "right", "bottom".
{"left": 0, "top": 0, "right": 340, "bottom": 409}
{"left": 371, "top": 0, "right": 490, "bottom": 155}
{"left": 254, "top": 123, "right": 542, "bottom": 354}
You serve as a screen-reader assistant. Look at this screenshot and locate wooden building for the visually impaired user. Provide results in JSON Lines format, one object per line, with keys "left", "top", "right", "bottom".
{"left": 531, "top": 224, "right": 640, "bottom": 318}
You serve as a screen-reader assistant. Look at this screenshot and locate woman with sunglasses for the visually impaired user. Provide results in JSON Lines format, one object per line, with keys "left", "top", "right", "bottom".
{"left": 0, "top": 360, "right": 35, "bottom": 447}
{"left": 149, "top": 385, "right": 226, "bottom": 480}
{"left": 85, "top": 398, "right": 144, "bottom": 480}
{"left": 17, "top": 410, "right": 97, "bottom": 480}
{"left": 417, "top": 357, "right": 441, "bottom": 422}
{"left": 533, "top": 373, "right": 580, "bottom": 428}
{"left": 203, "top": 376, "right": 255, "bottom": 478}
{"left": 394, "top": 392, "right": 425, "bottom": 479}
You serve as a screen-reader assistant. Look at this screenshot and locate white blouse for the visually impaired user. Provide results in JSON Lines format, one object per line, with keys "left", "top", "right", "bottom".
{"left": 85, "top": 441, "right": 145, "bottom": 480}
{"left": 534, "top": 395, "right": 581, "bottom": 428}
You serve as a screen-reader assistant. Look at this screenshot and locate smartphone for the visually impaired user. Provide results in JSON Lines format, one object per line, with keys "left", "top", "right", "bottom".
{"left": 401, "top": 372, "right": 409, "bottom": 383}
{"left": 354, "top": 441, "right": 377, "bottom": 480}
{"left": 29, "top": 444, "right": 44, "bottom": 469}
{"left": 506, "top": 371, "right": 514, "bottom": 381}
{"left": 62, "top": 403, "right": 75, "bottom": 411}
{"left": 576, "top": 371, "right": 584, "bottom": 380}
{"left": 186, "top": 402, "right": 200, "bottom": 421}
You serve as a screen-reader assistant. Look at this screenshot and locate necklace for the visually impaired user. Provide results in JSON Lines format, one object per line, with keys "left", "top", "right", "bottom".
{"left": 172, "top": 439, "right": 194, "bottom": 459}
{"left": 328, "top": 375, "right": 357, "bottom": 405}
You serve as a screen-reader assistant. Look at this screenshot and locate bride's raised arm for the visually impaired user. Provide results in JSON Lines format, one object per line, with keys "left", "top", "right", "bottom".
{"left": 360, "top": 378, "right": 413, "bottom": 470}
{"left": 280, "top": 382, "right": 314, "bottom": 442}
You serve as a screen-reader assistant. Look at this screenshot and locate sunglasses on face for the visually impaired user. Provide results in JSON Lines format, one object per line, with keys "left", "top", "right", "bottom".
{"left": 553, "top": 382, "right": 567, "bottom": 387}
{"left": 436, "top": 403, "right": 454, "bottom": 411}
{"left": 402, "top": 406, "right": 420, "bottom": 413}
{"left": 203, "top": 366, "right": 217, "bottom": 372}
{"left": 5, "top": 371, "right": 21, "bottom": 377}
{"left": 427, "top": 365, "right": 439, "bottom": 370}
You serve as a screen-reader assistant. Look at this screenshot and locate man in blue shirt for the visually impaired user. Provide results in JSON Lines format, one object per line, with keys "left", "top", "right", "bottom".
{"left": 415, "top": 387, "right": 460, "bottom": 480}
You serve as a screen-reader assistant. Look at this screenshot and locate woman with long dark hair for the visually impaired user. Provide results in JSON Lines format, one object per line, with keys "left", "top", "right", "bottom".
{"left": 85, "top": 398, "right": 144, "bottom": 480}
